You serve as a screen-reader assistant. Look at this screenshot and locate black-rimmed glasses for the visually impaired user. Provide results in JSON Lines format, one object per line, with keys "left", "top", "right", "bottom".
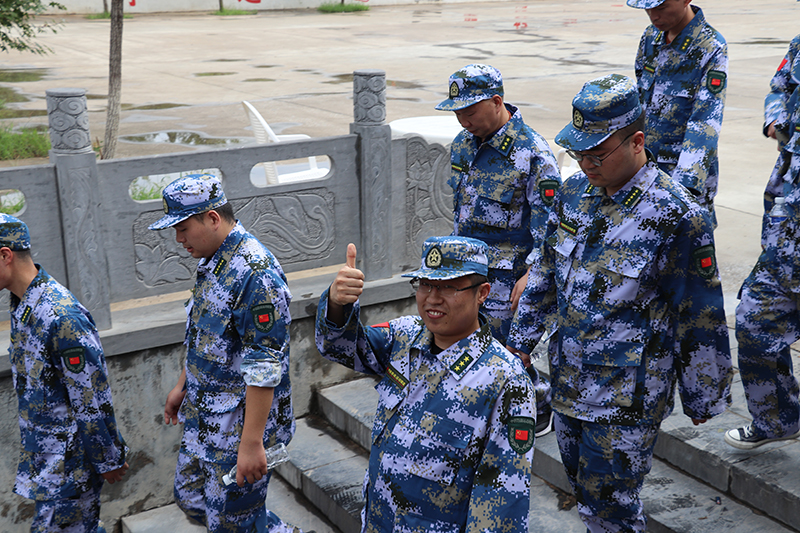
{"left": 566, "top": 132, "right": 635, "bottom": 167}
{"left": 410, "top": 279, "right": 483, "bottom": 297}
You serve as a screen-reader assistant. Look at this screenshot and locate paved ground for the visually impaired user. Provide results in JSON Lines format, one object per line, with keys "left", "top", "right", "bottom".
{"left": 1, "top": 2, "right": 799, "bottom": 528}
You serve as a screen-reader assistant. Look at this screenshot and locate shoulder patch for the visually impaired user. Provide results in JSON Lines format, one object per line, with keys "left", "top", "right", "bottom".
{"left": 62, "top": 347, "right": 86, "bottom": 373}
{"left": 252, "top": 303, "right": 276, "bottom": 333}
{"left": 692, "top": 244, "right": 716, "bottom": 279}
{"left": 450, "top": 352, "right": 474, "bottom": 375}
{"left": 538, "top": 179, "right": 559, "bottom": 206}
{"left": 508, "top": 416, "right": 535, "bottom": 454}
{"left": 706, "top": 70, "right": 726, "bottom": 95}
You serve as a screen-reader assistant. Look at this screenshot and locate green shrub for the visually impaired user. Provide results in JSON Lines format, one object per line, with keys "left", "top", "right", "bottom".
{"left": 318, "top": 2, "right": 369, "bottom": 13}
{"left": 0, "top": 126, "right": 50, "bottom": 160}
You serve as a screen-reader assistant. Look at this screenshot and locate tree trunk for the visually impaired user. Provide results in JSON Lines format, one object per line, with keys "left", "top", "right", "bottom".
{"left": 103, "top": 0, "right": 108, "bottom": 14}
{"left": 219, "top": 0, "right": 224, "bottom": 11}
{"left": 102, "top": 0, "right": 123, "bottom": 159}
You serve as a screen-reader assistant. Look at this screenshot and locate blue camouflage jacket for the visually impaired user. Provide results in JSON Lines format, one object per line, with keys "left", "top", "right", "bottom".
{"left": 449, "top": 103, "right": 561, "bottom": 303}
{"left": 179, "top": 222, "right": 294, "bottom": 464}
{"left": 508, "top": 162, "right": 732, "bottom": 425}
{"left": 9, "top": 267, "right": 128, "bottom": 501}
{"left": 634, "top": 6, "right": 727, "bottom": 212}
{"left": 315, "top": 291, "right": 536, "bottom": 533}
{"left": 759, "top": 35, "right": 800, "bottom": 279}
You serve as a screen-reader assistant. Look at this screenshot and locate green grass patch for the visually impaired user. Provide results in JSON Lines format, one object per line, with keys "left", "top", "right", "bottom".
{"left": 195, "top": 72, "right": 234, "bottom": 77}
{"left": 0, "top": 109, "right": 47, "bottom": 119}
{"left": 0, "top": 86, "right": 28, "bottom": 104}
{"left": 0, "top": 190, "right": 25, "bottom": 216}
{"left": 85, "top": 11, "right": 133, "bottom": 19}
{"left": 0, "top": 126, "right": 50, "bottom": 160}
{"left": 317, "top": 2, "right": 369, "bottom": 13}
{"left": 244, "top": 78, "right": 275, "bottom": 82}
{"left": 212, "top": 9, "right": 256, "bottom": 16}
{"left": 0, "top": 69, "right": 46, "bottom": 83}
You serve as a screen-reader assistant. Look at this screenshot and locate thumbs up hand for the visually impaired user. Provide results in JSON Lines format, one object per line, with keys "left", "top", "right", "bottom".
{"left": 329, "top": 243, "right": 364, "bottom": 307}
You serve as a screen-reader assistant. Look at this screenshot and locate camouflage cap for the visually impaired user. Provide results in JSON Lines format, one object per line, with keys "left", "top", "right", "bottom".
{"left": 402, "top": 236, "right": 489, "bottom": 281}
{"left": 0, "top": 214, "right": 30, "bottom": 251}
{"left": 149, "top": 173, "right": 228, "bottom": 230}
{"left": 555, "top": 74, "right": 642, "bottom": 151}
{"left": 435, "top": 64, "right": 504, "bottom": 112}
{"left": 626, "top": 0, "right": 667, "bottom": 7}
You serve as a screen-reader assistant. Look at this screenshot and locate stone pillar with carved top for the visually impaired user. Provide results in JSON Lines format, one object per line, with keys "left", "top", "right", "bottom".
{"left": 47, "top": 88, "right": 112, "bottom": 329}
{"left": 351, "top": 69, "right": 392, "bottom": 280}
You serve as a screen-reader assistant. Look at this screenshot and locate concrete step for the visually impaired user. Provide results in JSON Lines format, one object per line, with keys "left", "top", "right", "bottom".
{"left": 121, "top": 461, "right": 341, "bottom": 533}
{"left": 318, "top": 373, "right": 798, "bottom": 533}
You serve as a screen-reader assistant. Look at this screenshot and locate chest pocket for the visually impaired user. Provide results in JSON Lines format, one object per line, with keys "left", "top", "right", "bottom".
{"left": 191, "top": 314, "right": 232, "bottom": 366}
{"left": 393, "top": 411, "right": 473, "bottom": 485}
{"left": 548, "top": 227, "right": 579, "bottom": 289}
{"left": 470, "top": 178, "right": 518, "bottom": 230}
{"left": 650, "top": 83, "right": 696, "bottom": 160}
{"left": 594, "top": 253, "right": 649, "bottom": 305}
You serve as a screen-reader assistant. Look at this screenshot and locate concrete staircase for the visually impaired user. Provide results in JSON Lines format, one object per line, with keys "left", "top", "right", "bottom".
{"left": 123, "top": 361, "right": 800, "bottom": 533}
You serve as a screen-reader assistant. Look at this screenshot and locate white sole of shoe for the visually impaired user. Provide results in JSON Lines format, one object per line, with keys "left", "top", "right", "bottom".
{"left": 724, "top": 428, "right": 800, "bottom": 450}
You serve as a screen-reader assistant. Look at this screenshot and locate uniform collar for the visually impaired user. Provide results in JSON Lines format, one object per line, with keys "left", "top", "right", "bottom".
{"left": 655, "top": 5, "right": 703, "bottom": 53}
{"left": 10, "top": 265, "right": 50, "bottom": 324}
{"left": 411, "top": 317, "right": 494, "bottom": 380}
{"left": 583, "top": 160, "right": 658, "bottom": 210}
{"left": 197, "top": 221, "right": 246, "bottom": 278}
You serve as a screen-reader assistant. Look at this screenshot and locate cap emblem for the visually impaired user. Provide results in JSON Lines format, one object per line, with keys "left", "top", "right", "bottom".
{"left": 573, "top": 108, "right": 584, "bottom": 129}
{"left": 449, "top": 81, "right": 459, "bottom": 98}
{"left": 425, "top": 246, "right": 443, "bottom": 268}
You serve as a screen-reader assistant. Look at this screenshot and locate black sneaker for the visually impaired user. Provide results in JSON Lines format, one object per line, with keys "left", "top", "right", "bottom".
{"left": 724, "top": 424, "right": 800, "bottom": 450}
{"left": 535, "top": 405, "right": 553, "bottom": 438}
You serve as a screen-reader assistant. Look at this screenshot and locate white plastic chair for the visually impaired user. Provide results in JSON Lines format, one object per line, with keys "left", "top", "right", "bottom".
{"left": 242, "top": 101, "right": 328, "bottom": 185}
{"left": 556, "top": 148, "right": 582, "bottom": 179}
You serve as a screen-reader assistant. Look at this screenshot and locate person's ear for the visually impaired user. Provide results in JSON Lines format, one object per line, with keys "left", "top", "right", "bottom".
{"left": 632, "top": 131, "right": 646, "bottom": 154}
{"left": 477, "top": 282, "right": 491, "bottom": 305}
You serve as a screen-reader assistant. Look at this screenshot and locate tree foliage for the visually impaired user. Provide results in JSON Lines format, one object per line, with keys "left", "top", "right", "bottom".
{"left": 0, "top": 1, "right": 66, "bottom": 55}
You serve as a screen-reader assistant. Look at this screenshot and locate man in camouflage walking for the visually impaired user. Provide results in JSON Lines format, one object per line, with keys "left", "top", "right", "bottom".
{"left": 509, "top": 74, "right": 732, "bottom": 532}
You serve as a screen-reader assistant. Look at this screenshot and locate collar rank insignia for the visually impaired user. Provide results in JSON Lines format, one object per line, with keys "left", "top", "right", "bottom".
{"left": 386, "top": 364, "right": 408, "bottom": 389}
{"left": 644, "top": 63, "right": 656, "bottom": 74}
{"left": 692, "top": 244, "right": 716, "bottom": 279}
{"left": 452, "top": 163, "right": 466, "bottom": 173}
{"left": 425, "top": 246, "right": 443, "bottom": 268}
{"left": 450, "top": 352, "right": 473, "bottom": 375}
{"left": 508, "top": 416, "right": 535, "bottom": 454}
{"left": 499, "top": 135, "right": 513, "bottom": 153}
{"left": 679, "top": 37, "right": 691, "bottom": 52}
{"left": 252, "top": 303, "right": 276, "bottom": 332}
{"left": 20, "top": 305, "right": 32, "bottom": 324}
{"left": 450, "top": 81, "right": 459, "bottom": 98}
{"left": 573, "top": 108, "right": 585, "bottom": 129}
{"left": 62, "top": 347, "right": 86, "bottom": 373}
{"left": 559, "top": 219, "right": 578, "bottom": 236}
{"left": 539, "top": 180, "right": 559, "bottom": 206}
{"left": 212, "top": 257, "right": 227, "bottom": 277}
{"left": 621, "top": 187, "right": 643, "bottom": 207}
{"left": 706, "top": 70, "right": 726, "bottom": 95}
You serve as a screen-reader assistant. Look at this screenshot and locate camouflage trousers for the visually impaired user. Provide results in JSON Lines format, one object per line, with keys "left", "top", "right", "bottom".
{"left": 31, "top": 482, "right": 103, "bottom": 533}
{"left": 174, "top": 448, "right": 298, "bottom": 533}
{"left": 555, "top": 413, "right": 659, "bottom": 533}
{"left": 736, "top": 261, "right": 800, "bottom": 439}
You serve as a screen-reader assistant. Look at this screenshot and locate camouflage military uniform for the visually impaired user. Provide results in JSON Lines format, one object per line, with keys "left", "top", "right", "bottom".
{"left": 9, "top": 267, "right": 128, "bottom": 533}
{"left": 315, "top": 297, "right": 536, "bottom": 533}
{"left": 634, "top": 5, "right": 728, "bottom": 223}
{"left": 174, "top": 222, "right": 295, "bottom": 532}
{"left": 733, "top": 35, "right": 800, "bottom": 443}
{"left": 449, "top": 103, "right": 561, "bottom": 342}
{"left": 509, "top": 161, "right": 732, "bottom": 531}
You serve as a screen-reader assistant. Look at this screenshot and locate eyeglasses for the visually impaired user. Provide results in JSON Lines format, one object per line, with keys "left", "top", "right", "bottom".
{"left": 410, "top": 279, "right": 483, "bottom": 297}
{"left": 566, "top": 132, "right": 635, "bottom": 167}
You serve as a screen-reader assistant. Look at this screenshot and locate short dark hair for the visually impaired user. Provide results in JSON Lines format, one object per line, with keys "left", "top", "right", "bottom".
{"left": 616, "top": 112, "right": 645, "bottom": 141}
{"left": 467, "top": 273, "right": 489, "bottom": 288}
{"left": 13, "top": 249, "right": 33, "bottom": 262}
{"left": 190, "top": 202, "right": 236, "bottom": 225}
